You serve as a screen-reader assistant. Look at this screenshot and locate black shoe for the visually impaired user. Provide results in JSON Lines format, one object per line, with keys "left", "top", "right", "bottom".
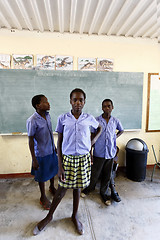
{"left": 111, "top": 191, "right": 121, "bottom": 202}
{"left": 81, "top": 189, "right": 90, "bottom": 198}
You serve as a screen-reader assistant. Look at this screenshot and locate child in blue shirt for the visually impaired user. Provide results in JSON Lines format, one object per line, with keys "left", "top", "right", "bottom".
{"left": 33, "top": 88, "right": 102, "bottom": 236}
{"left": 26, "top": 95, "right": 58, "bottom": 210}
{"left": 82, "top": 99, "right": 124, "bottom": 205}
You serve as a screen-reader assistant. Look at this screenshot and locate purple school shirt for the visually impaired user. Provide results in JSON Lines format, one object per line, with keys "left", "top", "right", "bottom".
{"left": 26, "top": 112, "right": 55, "bottom": 157}
{"left": 55, "top": 111, "right": 99, "bottom": 156}
{"left": 93, "top": 115, "right": 123, "bottom": 159}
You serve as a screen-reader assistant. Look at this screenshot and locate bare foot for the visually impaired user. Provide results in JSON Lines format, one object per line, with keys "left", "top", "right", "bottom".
{"left": 33, "top": 216, "right": 52, "bottom": 235}
{"left": 71, "top": 215, "right": 84, "bottom": 235}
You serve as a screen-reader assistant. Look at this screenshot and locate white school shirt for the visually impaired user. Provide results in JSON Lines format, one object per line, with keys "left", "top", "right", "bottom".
{"left": 55, "top": 111, "right": 99, "bottom": 156}
{"left": 92, "top": 115, "right": 123, "bottom": 159}
{"left": 26, "top": 112, "right": 55, "bottom": 157}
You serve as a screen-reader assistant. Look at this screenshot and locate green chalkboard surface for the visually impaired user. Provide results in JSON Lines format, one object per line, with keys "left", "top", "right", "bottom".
{"left": 0, "top": 69, "right": 143, "bottom": 133}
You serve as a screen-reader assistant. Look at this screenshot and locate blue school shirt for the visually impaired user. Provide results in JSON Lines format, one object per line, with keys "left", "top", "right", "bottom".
{"left": 55, "top": 111, "right": 99, "bottom": 156}
{"left": 26, "top": 112, "right": 55, "bottom": 157}
{"left": 92, "top": 115, "right": 123, "bottom": 159}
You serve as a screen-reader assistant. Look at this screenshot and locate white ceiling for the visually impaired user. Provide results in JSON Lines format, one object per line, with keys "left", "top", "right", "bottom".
{"left": 0, "top": 0, "right": 160, "bottom": 42}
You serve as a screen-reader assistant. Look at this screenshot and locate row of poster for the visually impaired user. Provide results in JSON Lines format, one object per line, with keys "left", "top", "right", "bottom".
{"left": 0, "top": 54, "right": 113, "bottom": 71}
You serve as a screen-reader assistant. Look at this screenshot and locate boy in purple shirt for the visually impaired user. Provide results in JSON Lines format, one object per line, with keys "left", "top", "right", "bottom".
{"left": 33, "top": 88, "right": 102, "bottom": 236}
{"left": 82, "top": 99, "right": 124, "bottom": 205}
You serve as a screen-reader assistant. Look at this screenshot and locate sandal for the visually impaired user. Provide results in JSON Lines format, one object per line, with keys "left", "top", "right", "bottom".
{"left": 40, "top": 200, "right": 51, "bottom": 210}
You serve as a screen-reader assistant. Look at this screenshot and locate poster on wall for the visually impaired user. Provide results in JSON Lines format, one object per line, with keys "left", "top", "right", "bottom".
{"left": 36, "top": 55, "right": 55, "bottom": 70}
{"left": 55, "top": 55, "right": 73, "bottom": 70}
{"left": 146, "top": 73, "right": 160, "bottom": 132}
{"left": 97, "top": 58, "right": 114, "bottom": 71}
{"left": 78, "top": 57, "right": 96, "bottom": 71}
{"left": 12, "top": 54, "right": 33, "bottom": 69}
{"left": 0, "top": 54, "right": 10, "bottom": 69}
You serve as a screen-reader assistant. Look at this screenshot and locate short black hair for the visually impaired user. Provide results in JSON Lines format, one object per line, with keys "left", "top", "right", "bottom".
{"left": 32, "top": 94, "right": 45, "bottom": 109}
{"left": 70, "top": 88, "right": 86, "bottom": 100}
{"left": 102, "top": 99, "right": 113, "bottom": 106}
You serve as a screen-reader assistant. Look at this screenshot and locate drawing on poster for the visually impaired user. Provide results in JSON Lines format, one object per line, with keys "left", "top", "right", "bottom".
{"left": 78, "top": 57, "right": 96, "bottom": 71}
{"left": 56, "top": 55, "right": 73, "bottom": 70}
{"left": 0, "top": 54, "right": 10, "bottom": 69}
{"left": 97, "top": 58, "right": 114, "bottom": 71}
{"left": 13, "top": 54, "right": 33, "bottom": 69}
{"left": 36, "top": 55, "right": 55, "bottom": 70}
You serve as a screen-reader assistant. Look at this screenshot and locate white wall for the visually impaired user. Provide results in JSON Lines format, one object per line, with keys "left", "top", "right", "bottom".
{"left": 0, "top": 30, "right": 160, "bottom": 174}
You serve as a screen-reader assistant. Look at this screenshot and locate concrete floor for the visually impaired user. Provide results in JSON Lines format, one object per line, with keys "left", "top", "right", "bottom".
{"left": 0, "top": 168, "right": 160, "bottom": 240}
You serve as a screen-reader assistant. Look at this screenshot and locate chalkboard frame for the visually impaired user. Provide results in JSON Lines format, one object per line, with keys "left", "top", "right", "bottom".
{"left": 146, "top": 73, "right": 160, "bottom": 132}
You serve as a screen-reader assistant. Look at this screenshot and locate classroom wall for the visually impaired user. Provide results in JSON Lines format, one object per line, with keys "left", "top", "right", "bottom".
{"left": 0, "top": 30, "right": 160, "bottom": 174}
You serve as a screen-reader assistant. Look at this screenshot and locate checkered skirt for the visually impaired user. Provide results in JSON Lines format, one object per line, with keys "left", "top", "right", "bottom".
{"left": 58, "top": 153, "right": 91, "bottom": 189}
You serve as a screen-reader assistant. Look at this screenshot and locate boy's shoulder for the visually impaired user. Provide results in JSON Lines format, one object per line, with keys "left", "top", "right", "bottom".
{"left": 95, "top": 115, "right": 120, "bottom": 122}
{"left": 58, "top": 112, "right": 70, "bottom": 120}
{"left": 27, "top": 112, "right": 39, "bottom": 122}
{"left": 95, "top": 114, "right": 102, "bottom": 121}
{"left": 109, "top": 116, "right": 121, "bottom": 124}
{"left": 110, "top": 116, "right": 123, "bottom": 128}
{"left": 82, "top": 113, "right": 97, "bottom": 120}
{"left": 83, "top": 112, "right": 92, "bottom": 117}
{"left": 111, "top": 116, "right": 122, "bottom": 122}
{"left": 111, "top": 116, "right": 118, "bottom": 121}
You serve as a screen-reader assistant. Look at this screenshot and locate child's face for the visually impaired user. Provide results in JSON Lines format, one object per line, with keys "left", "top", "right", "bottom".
{"left": 37, "top": 96, "right": 50, "bottom": 111}
{"left": 70, "top": 92, "right": 85, "bottom": 112}
{"left": 102, "top": 101, "right": 113, "bottom": 114}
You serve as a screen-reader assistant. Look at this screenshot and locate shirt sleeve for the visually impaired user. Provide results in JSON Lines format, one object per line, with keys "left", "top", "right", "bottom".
{"left": 91, "top": 126, "right": 96, "bottom": 133}
{"left": 26, "top": 118, "right": 36, "bottom": 137}
{"left": 90, "top": 115, "right": 99, "bottom": 130}
{"left": 55, "top": 115, "right": 63, "bottom": 133}
{"left": 117, "top": 119, "right": 124, "bottom": 131}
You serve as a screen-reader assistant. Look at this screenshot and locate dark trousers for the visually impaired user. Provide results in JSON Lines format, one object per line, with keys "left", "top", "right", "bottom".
{"left": 83, "top": 156, "right": 113, "bottom": 202}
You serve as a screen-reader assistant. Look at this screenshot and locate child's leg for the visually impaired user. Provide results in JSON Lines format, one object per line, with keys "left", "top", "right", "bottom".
{"left": 82, "top": 156, "right": 104, "bottom": 194}
{"left": 100, "top": 158, "right": 113, "bottom": 202}
{"left": 34, "top": 185, "right": 67, "bottom": 234}
{"left": 110, "top": 172, "right": 121, "bottom": 202}
{"left": 72, "top": 189, "right": 84, "bottom": 235}
{"left": 38, "top": 182, "right": 51, "bottom": 209}
{"left": 49, "top": 177, "right": 57, "bottom": 195}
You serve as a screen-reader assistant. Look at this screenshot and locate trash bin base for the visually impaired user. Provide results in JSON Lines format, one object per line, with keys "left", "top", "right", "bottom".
{"left": 126, "top": 172, "right": 146, "bottom": 182}
{"left": 126, "top": 150, "right": 147, "bottom": 182}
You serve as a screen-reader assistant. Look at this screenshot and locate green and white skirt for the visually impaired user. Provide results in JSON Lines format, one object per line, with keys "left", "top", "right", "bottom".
{"left": 58, "top": 153, "right": 91, "bottom": 189}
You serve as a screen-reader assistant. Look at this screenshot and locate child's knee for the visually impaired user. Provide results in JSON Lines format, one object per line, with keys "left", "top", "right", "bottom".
{"left": 57, "top": 188, "right": 66, "bottom": 200}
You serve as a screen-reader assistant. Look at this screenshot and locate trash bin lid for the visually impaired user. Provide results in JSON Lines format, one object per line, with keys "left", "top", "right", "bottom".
{"left": 126, "top": 138, "right": 148, "bottom": 151}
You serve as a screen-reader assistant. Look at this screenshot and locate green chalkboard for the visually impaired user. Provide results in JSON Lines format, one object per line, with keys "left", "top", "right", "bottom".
{"left": 0, "top": 69, "right": 143, "bottom": 133}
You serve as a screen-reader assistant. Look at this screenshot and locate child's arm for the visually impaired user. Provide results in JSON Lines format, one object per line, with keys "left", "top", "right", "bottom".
{"left": 90, "top": 132, "right": 96, "bottom": 164}
{"left": 28, "top": 136, "right": 39, "bottom": 170}
{"left": 57, "top": 132, "right": 65, "bottom": 182}
{"left": 91, "top": 124, "right": 102, "bottom": 146}
{"left": 116, "top": 130, "right": 124, "bottom": 138}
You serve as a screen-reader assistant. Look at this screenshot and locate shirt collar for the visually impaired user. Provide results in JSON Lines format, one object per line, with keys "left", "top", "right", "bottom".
{"left": 100, "top": 114, "right": 113, "bottom": 122}
{"left": 35, "top": 111, "right": 49, "bottom": 119}
{"left": 69, "top": 110, "right": 84, "bottom": 120}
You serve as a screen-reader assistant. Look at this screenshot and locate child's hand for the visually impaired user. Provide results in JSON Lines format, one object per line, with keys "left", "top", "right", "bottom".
{"left": 55, "top": 147, "right": 57, "bottom": 153}
{"left": 58, "top": 167, "right": 66, "bottom": 182}
{"left": 32, "top": 158, "right": 39, "bottom": 170}
{"left": 90, "top": 151, "right": 93, "bottom": 165}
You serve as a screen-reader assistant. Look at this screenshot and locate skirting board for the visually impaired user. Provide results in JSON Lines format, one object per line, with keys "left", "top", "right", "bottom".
{"left": 0, "top": 165, "right": 155, "bottom": 179}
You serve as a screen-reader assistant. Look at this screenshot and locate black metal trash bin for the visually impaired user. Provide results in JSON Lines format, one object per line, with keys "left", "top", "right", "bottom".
{"left": 126, "top": 138, "right": 149, "bottom": 182}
